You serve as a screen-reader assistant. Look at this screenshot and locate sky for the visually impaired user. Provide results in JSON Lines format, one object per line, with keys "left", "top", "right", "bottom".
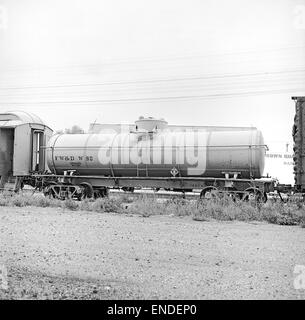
{"left": 0, "top": 0, "right": 304, "bottom": 151}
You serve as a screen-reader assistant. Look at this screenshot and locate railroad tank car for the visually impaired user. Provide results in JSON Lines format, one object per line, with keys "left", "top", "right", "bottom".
{"left": 46, "top": 117, "right": 266, "bottom": 180}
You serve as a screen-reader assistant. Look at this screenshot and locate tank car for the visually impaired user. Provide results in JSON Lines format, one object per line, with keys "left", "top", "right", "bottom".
{"left": 47, "top": 120, "right": 265, "bottom": 180}
{"left": 38, "top": 117, "right": 271, "bottom": 200}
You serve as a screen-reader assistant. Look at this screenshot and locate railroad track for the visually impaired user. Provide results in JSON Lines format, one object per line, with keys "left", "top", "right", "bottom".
{"left": 3, "top": 187, "right": 200, "bottom": 201}
{"left": 109, "top": 189, "right": 200, "bottom": 201}
{"left": 2, "top": 187, "right": 291, "bottom": 202}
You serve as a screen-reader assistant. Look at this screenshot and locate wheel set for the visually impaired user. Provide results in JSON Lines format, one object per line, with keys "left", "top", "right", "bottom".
{"left": 200, "top": 187, "right": 267, "bottom": 203}
{"left": 43, "top": 182, "right": 109, "bottom": 200}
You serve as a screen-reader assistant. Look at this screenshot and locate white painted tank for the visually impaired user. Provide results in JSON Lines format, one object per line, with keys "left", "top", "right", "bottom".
{"left": 47, "top": 120, "right": 266, "bottom": 179}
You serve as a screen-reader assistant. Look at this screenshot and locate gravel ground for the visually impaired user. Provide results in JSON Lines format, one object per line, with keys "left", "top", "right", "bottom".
{"left": 0, "top": 206, "right": 305, "bottom": 300}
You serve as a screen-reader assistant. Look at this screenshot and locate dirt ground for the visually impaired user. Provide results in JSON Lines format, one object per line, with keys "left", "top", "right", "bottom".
{"left": 0, "top": 206, "right": 305, "bottom": 300}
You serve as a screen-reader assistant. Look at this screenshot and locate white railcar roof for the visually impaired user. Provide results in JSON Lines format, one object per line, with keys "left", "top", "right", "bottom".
{"left": 0, "top": 110, "right": 47, "bottom": 128}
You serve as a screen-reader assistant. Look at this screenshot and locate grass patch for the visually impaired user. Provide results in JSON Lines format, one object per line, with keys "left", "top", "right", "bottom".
{"left": 0, "top": 192, "right": 123, "bottom": 214}
{"left": 126, "top": 194, "right": 305, "bottom": 226}
{"left": 0, "top": 192, "right": 305, "bottom": 226}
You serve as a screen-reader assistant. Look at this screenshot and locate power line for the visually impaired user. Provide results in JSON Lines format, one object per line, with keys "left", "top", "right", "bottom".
{"left": 1, "top": 44, "right": 304, "bottom": 73}
{"left": 0, "top": 75, "right": 302, "bottom": 100}
{"left": 0, "top": 69, "right": 304, "bottom": 91}
{"left": 0, "top": 78, "right": 302, "bottom": 99}
{"left": 1, "top": 87, "right": 304, "bottom": 105}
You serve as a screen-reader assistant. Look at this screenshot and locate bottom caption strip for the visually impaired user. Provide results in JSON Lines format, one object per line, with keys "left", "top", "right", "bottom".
{"left": 105, "top": 303, "right": 198, "bottom": 318}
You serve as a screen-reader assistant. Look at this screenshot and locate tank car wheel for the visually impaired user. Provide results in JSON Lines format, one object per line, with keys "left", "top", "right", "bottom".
{"left": 100, "top": 188, "right": 109, "bottom": 198}
{"left": 43, "top": 181, "right": 58, "bottom": 199}
{"left": 93, "top": 187, "right": 109, "bottom": 198}
{"left": 227, "top": 192, "right": 241, "bottom": 202}
{"left": 79, "top": 182, "right": 94, "bottom": 200}
{"left": 122, "top": 187, "right": 135, "bottom": 193}
{"left": 200, "top": 187, "right": 218, "bottom": 200}
{"left": 242, "top": 188, "right": 267, "bottom": 203}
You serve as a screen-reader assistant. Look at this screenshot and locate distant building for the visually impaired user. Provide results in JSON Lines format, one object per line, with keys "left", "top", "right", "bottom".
{"left": 264, "top": 141, "right": 294, "bottom": 184}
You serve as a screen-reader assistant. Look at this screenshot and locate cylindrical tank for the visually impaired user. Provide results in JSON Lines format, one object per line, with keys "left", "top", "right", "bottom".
{"left": 47, "top": 126, "right": 266, "bottom": 179}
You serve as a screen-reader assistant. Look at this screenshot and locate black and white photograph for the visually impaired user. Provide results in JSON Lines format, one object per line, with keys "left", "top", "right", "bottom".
{"left": 0, "top": 0, "right": 305, "bottom": 306}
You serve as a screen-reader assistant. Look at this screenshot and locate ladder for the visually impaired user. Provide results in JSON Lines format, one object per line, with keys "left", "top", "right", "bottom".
{"left": 136, "top": 164, "right": 149, "bottom": 177}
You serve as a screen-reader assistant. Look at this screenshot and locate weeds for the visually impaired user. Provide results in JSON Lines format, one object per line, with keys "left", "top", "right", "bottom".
{"left": 0, "top": 192, "right": 122, "bottom": 214}
{"left": 0, "top": 192, "right": 304, "bottom": 226}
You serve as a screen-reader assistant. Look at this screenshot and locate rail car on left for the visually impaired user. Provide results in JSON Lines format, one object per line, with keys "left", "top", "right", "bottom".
{"left": 0, "top": 111, "right": 53, "bottom": 191}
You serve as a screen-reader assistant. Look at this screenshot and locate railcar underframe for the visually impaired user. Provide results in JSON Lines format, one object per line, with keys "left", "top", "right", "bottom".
{"left": 22, "top": 173, "right": 276, "bottom": 201}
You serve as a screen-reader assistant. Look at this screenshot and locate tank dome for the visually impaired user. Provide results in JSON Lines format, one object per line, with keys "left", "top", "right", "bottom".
{"left": 135, "top": 117, "right": 168, "bottom": 132}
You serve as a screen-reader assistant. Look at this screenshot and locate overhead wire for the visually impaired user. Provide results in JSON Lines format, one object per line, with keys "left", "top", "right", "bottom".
{"left": 0, "top": 68, "right": 304, "bottom": 90}
{"left": 1, "top": 87, "right": 304, "bottom": 105}
{"left": 1, "top": 44, "right": 304, "bottom": 73}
